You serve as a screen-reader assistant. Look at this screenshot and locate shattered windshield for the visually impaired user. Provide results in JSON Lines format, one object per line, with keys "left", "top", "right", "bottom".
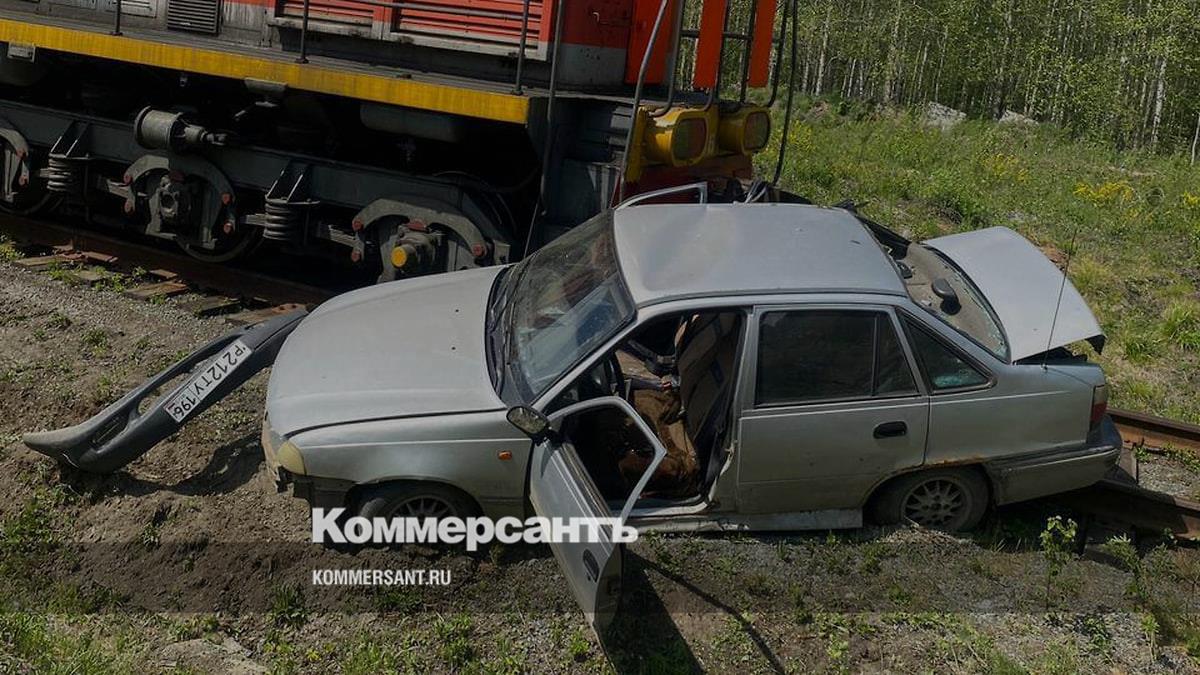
{"left": 504, "top": 212, "right": 635, "bottom": 400}
{"left": 897, "top": 245, "right": 1008, "bottom": 360}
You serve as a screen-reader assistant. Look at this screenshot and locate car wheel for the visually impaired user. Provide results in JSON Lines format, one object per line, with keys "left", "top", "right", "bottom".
{"left": 870, "top": 468, "right": 989, "bottom": 532}
{"left": 355, "top": 482, "right": 480, "bottom": 520}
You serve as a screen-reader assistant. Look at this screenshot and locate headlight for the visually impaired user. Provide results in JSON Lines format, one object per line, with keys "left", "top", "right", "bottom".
{"left": 717, "top": 107, "right": 771, "bottom": 154}
{"left": 643, "top": 108, "right": 713, "bottom": 167}
{"left": 262, "top": 419, "right": 307, "bottom": 475}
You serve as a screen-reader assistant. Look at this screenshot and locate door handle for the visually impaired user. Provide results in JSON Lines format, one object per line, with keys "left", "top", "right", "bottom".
{"left": 874, "top": 421, "right": 908, "bottom": 438}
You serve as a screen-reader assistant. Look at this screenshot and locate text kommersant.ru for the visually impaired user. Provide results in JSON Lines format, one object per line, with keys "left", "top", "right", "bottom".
{"left": 311, "top": 508, "right": 639, "bottom": 551}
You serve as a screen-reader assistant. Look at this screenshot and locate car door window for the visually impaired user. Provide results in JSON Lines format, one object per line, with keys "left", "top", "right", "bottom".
{"left": 874, "top": 316, "right": 918, "bottom": 396}
{"left": 905, "top": 320, "right": 989, "bottom": 391}
{"left": 756, "top": 310, "right": 916, "bottom": 406}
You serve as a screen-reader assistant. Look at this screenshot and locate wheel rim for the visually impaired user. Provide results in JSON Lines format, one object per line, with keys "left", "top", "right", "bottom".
{"left": 179, "top": 227, "right": 259, "bottom": 263}
{"left": 902, "top": 477, "right": 969, "bottom": 529}
{"left": 0, "top": 190, "right": 55, "bottom": 216}
{"left": 390, "top": 495, "right": 457, "bottom": 519}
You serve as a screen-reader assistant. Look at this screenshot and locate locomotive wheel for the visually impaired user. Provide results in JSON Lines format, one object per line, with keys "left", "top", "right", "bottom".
{"left": 131, "top": 164, "right": 256, "bottom": 263}
{"left": 179, "top": 227, "right": 261, "bottom": 263}
{"left": 170, "top": 177, "right": 256, "bottom": 263}
{"left": 0, "top": 144, "right": 55, "bottom": 216}
{"left": 0, "top": 187, "right": 56, "bottom": 217}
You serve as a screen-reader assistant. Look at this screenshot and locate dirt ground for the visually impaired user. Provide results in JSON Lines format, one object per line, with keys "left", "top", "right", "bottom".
{"left": 2, "top": 258, "right": 1199, "bottom": 674}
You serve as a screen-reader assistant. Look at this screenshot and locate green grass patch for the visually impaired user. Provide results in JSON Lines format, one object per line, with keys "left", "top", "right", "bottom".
{"left": 0, "top": 611, "right": 133, "bottom": 674}
{"left": 761, "top": 106, "right": 1200, "bottom": 423}
{"left": 433, "top": 613, "right": 475, "bottom": 669}
{"left": 268, "top": 583, "right": 307, "bottom": 630}
{"left": 0, "top": 241, "right": 19, "bottom": 262}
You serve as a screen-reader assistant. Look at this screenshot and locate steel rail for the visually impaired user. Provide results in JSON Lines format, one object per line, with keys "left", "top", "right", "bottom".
{"left": 1053, "top": 408, "right": 1200, "bottom": 541}
{"left": 1109, "top": 407, "right": 1200, "bottom": 454}
{"left": 1060, "top": 478, "right": 1200, "bottom": 542}
{"left": 0, "top": 213, "right": 334, "bottom": 306}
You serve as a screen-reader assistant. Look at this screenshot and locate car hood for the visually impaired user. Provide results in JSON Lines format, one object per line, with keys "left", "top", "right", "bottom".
{"left": 266, "top": 266, "right": 506, "bottom": 436}
{"left": 926, "top": 227, "right": 1105, "bottom": 362}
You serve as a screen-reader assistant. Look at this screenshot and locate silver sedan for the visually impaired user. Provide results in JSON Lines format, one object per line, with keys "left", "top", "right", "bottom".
{"left": 262, "top": 201, "right": 1121, "bottom": 629}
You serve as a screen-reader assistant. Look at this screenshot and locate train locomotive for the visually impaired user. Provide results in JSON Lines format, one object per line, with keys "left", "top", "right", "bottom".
{"left": 0, "top": 0, "right": 784, "bottom": 279}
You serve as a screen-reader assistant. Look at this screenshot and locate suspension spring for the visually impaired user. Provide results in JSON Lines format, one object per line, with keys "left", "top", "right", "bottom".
{"left": 46, "top": 155, "right": 83, "bottom": 195}
{"left": 262, "top": 197, "right": 305, "bottom": 242}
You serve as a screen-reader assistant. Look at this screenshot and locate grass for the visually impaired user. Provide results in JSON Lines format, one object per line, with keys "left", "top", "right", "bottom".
{"left": 0, "top": 486, "right": 67, "bottom": 576}
{"left": 268, "top": 584, "right": 307, "bottom": 630}
{"left": 80, "top": 328, "right": 110, "bottom": 358}
{"left": 759, "top": 101, "right": 1200, "bottom": 423}
{"left": 0, "top": 488, "right": 139, "bottom": 673}
{"left": 46, "top": 312, "right": 72, "bottom": 331}
{"left": 169, "top": 615, "right": 221, "bottom": 641}
{"left": 0, "top": 236, "right": 19, "bottom": 262}
{"left": 339, "top": 634, "right": 416, "bottom": 674}
{"left": 565, "top": 627, "right": 591, "bottom": 663}
{"left": 432, "top": 613, "right": 475, "bottom": 669}
{"left": 0, "top": 611, "right": 131, "bottom": 674}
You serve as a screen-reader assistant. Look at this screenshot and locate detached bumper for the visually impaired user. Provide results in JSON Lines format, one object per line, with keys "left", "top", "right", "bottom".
{"left": 987, "top": 416, "right": 1122, "bottom": 505}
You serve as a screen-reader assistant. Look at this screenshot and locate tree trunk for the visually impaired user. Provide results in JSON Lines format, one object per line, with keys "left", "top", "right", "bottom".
{"left": 801, "top": 37, "right": 812, "bottom": 94}
{"left": 882, "top": 0, "right": 901, "bottom": 103}
{"left": 913, "top": 41, "right": 928, "bottom": 105}
{"left": 814, "top": 2, "right": 831, "bottom": 96}
{"left": 995, "top": 0, "right": 1014, "bottom": 118}
{"left": 933, "top": 27, "right": 947, "bottom": 102}
{"left": 1150, "top": 54, "right": 1167, "bottom": 149}
{"left": 1191, "top": 111, "right": 1199, "bottom": 166}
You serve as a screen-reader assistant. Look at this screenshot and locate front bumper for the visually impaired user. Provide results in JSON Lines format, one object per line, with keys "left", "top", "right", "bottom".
{"left": 986, "top": 416, "right": 1123, "bottom": 505}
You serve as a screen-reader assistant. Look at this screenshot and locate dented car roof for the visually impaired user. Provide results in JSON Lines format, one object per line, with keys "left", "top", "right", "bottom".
{"left": 612, "top": 204, "right": 907, "bottom": 307}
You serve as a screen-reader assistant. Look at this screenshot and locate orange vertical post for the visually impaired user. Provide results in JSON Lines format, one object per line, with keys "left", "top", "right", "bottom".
{"left": 692, "top": 0, "right": 727, "bottom": 89}
{"left": 746, "top": 0, "right": 777, "bottom": 87}
{"left": 624, "top": 0, "right": 676, "bottom": 84}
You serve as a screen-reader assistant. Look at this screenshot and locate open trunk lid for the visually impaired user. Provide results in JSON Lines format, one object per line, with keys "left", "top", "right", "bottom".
{"left": 925, "top": 227, "right": 1105, "bottom": 362}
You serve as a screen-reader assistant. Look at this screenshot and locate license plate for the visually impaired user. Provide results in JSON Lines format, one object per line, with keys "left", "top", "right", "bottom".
{"left": 165, "top": 339, "right": 252, "bottom": 423}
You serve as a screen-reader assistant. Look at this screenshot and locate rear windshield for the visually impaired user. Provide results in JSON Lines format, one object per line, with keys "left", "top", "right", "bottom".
{"left": 896, "top": 245, "right": 1008, "bottom": 360}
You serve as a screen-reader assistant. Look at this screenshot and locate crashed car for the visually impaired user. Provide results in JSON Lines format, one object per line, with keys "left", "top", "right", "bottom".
{"left": 28, "top": 200, "right": 1121, "bottom": 630}
{"left": 261, "top": 201, "right": 1119, "bottom": 526}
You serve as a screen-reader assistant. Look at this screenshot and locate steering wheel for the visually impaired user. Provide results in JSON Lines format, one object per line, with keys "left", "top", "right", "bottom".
{"left": 577, "top": 353, "right": 625, "bottom": 400}
{"left": 603, "top": 353, "right": 625, "bottom": 397}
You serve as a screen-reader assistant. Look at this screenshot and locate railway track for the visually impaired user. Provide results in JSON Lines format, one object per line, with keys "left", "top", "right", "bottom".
{"left": 1, "top": 212, "right": 336, "bottom": 318}
{"left": 1061, "top": 408, "right": 1200, "bottom": 542}
{"left": 1110, "top": 407, "right": 1200, "bottom": 455}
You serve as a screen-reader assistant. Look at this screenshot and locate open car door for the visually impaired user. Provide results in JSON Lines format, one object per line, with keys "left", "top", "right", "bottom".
{"left": 528, "top": 396, "right": 667, "bottom": 634}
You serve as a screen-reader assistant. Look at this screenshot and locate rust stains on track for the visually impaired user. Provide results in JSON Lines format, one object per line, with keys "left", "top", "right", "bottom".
{"left": 1110, "top": 407, "right": 1200, "bottom": 455}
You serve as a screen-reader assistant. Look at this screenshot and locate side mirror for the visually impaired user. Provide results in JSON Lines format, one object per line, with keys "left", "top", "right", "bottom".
{"left": 507, "top": 406, "right": 550, "bottom": 441}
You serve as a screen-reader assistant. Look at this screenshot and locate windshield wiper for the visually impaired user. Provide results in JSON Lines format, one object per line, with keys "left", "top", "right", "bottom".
{"left": 488, "top": 261, "right": 530, "bottom": 394}
{"left": 487, "top": 266, "right": 513, "bottom": 333}
{"left": 502, "top": 265, "right": 527, "bottom": 363}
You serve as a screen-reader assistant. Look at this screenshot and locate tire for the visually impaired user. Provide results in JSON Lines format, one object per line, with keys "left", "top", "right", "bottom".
{"left": 354, "top": 481, "right": 480, "bottom": 520}
{"left": 869, "top": 468, "right": 989, "bottom": 532}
